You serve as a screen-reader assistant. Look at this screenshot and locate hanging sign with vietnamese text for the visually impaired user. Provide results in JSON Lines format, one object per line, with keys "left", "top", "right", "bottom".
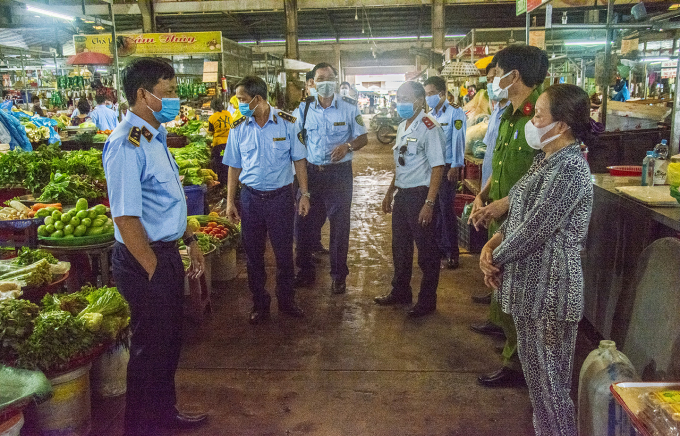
{"left": 74, "top": 32, "right": 223, "bottom": 57}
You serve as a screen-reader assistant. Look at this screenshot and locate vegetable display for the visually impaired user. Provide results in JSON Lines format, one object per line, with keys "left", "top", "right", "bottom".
{"left": 0, "top": 200, "right": 32, "bottom": 221}
{"left": 188, "top": 215, "right": 241, "bottom": 248}
{"left": 38, "top": 199, "right": 112, "bottom": 240}
{"left": 0, "top": 299, "right": 40, "bottom": 363}
{"left": 15, "top": 247, "right": 58, "bottom": 266}
{"left": 170, "top": 141, "right": 217, "bottom": 186}
{"left": 0, "top": 259, "right": 52, "bottom": 287}
{"left": 37, "top": 172, "right": 106, "bottom": 204}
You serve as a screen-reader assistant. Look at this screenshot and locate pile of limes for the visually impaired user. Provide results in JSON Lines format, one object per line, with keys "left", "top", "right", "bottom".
{"left": 38, "top": 198, "right": 114, "bottom": 239}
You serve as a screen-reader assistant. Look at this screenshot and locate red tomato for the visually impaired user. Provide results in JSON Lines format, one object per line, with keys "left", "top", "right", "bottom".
{"left": 207, "top": 222, "right": 217, "bottom": 228}
{"left": 217, "top": 225, "right": 225, "bottom": 230}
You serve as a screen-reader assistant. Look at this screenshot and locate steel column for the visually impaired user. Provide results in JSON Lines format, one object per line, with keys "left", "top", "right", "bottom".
{"left": 601, "top": 0, "right": 614, "bottom": 129}
{"left": 431, "top": 0, "right": 445, "bottom": 53}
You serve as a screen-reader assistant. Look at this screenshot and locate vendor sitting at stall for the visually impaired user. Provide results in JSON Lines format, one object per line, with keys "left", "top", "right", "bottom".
{"left": 31, "top": 96, "right": 46, "bottom": 117}
{"left": 613, "top": 73, "right": 630, "bottom": 102}
{"left": 70, "top": 99, "right": 92, "bottom": 127}
{"left": 208, "top": 97, "right": 233, "bottom": 183}
{"left": 90, "top": 94, "right": 119, "bottom": 131}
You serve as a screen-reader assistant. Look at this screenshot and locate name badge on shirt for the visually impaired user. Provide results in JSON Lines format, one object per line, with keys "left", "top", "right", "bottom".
{"left": 440, "top": 123, "right": 449, "bottom": 126}
{"left": 406, "top": 137, "right": 417, "bottom": 143}
{"left": 273, "top": 137, "right": 286, "bottom": 141}
{"left": 334, "top": 122, "right": 346, "bottom": 126}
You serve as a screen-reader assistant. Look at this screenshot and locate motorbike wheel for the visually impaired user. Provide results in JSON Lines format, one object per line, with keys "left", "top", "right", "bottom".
{"left": 377, "top": 125, "right": 396, "bottom": 144}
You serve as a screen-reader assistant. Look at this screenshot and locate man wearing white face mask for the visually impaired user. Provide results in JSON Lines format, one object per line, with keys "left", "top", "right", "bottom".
{"left": 468, "top": 44, "right": 549, "bottom": 388}
{"left": 294, "top": 62, "right": 368, "bottom": 295}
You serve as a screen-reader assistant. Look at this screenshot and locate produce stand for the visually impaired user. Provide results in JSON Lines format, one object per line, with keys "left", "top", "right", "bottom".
{"left": 38, "top": 241, "right": 114, "bottom": 292}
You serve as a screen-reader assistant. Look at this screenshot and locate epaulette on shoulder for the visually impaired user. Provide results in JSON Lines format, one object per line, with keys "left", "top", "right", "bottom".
{"left": 231, "top": 116, "right": 246, "bottom": 128}
{"left": 127, "top": 126, "right": 141, "bottom": 147}
{"left": 452, "top": 103, "right": 461, "bottom": 109}
{"left": 421, "top": 114, "right": 438, "bottom": 130}
{"left": 342, "top": 96, "right": 357, "bottom": 105}
{"left": 278, "top": 111, "right": 297, "bottom": 123}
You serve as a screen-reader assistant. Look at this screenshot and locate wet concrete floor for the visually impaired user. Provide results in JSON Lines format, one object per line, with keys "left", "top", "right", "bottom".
{"left": 87, "top": 129, "right": 598, "bottom": 436}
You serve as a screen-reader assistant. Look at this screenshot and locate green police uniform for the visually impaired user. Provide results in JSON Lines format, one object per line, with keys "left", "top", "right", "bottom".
{"left": 487, "top": 89, "right": 540, "bottom": 371}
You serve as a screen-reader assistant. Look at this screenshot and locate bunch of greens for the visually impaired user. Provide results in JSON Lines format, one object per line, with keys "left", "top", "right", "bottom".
{"left": 0, "top": 258, "right": 52, "bottom": 287}
{"left": 171, "top": 142, "right": 213, "bottom": 185}
{"left": 15, "top": 247, "right": 58, "bottom": 266}
{"left": 167, "top": 120, "right": 204, "bottom": 138}
{"left": 41, "top": 292, "right": 88, "bottom": 316}
{"left": 37, "top": 172, "right": 106, "bottom": 204}
{"left": 0, "top": 299, "right": 40, "bottom": 363}
{"left": 16, "top": 310, "right": 95, "bottom": 371}
{"left": 60, "top": 149, "right": 105, "bottom": 180}
{"left": 78, "top": 285, "right": 130, "bottom": 343}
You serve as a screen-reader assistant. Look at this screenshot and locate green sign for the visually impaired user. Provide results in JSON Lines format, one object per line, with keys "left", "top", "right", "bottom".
{"left": 516, "top": 0, "right": 527, "bottom": 15}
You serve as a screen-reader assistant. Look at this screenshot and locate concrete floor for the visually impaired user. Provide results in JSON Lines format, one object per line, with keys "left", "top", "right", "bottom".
{"left": 84, "top": 129, "right": 598, "bottom": 436}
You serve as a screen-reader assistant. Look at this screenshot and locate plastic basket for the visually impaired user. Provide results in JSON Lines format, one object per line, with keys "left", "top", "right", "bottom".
{"left": 184, "top": 185, "right": 207, "bottom": 216}
{"left": 457, "top": 216, "right": 488, "bottom": 253}
{"left": 38, "top": 232, "right": 114, "bottom": 247}
{"left": 453, "top": 194, "right": 476, "bottom": 217}
{"left": 0, "top": 218, "right": 44, "bottom": 249}
{"left": 607, "top": 166, "right": 643, "bottom": 177}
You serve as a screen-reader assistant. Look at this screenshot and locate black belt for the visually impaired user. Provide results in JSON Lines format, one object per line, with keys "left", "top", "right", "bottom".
{"left": 149, "top": 240, "right": 178, "bottom": 250}
{"left": 398, "top": 186, "right": 429, "bottom": 194}
{"left": 243, "top": 183, "right": 292, "bottom": 199}
{"left": 307, "top": 160, "right": 352, "bottom": 172}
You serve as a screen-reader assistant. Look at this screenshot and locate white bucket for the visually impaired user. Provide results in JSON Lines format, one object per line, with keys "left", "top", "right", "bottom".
{"left": 0, "top": 413, "right": 24, "bottom": 436}
{"left": 35, "top": 364, "right": 92, "bottom": 436}
{"left": 91, "top": 344, "right": 129, "bottom": 397}
{"left": 211, "top": 248, "right": 238, "bottom": 282}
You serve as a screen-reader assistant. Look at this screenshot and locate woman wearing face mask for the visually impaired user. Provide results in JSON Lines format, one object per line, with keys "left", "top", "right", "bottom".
{"left": 375, "top": 81, "right": 446, "bottom": 318}
{"left": 479, "top": 84, "right": 596, "bottom": 436}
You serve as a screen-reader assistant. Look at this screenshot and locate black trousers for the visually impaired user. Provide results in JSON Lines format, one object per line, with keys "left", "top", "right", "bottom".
{"left": 390, "top": 186, "right": 441, "bottom": 307}
{"left": 112, "top": 241, "right": 184, "bottom": 434}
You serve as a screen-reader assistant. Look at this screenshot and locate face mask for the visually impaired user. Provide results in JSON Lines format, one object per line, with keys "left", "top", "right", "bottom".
{"left": 486, "top": 83, "right": 499, "bottom": 102}
{"left": 340, "top": 89, "right": 350, "bottom": 97}
{"left": 309, "top": 88, "right": 318, "bottom": 97}
{"left": 491, "top": 71, "right": 514, "bottom": 101}
{"left": 146, "top": 92, "right": 180, "bottom": 124}
{"left": 426, "top": 94, "right": 442, "bottom": 110}
{"left": 315, "top": 81, "right": 336, "bottom": 98}
{"left": 396, "top": 102, "right": 417, "bottom": 119}
{"left": 525, "top": 120, "right": 565, "bottom": 150}
{"left": 238, "top": 96, "right": 259, "bottom": 117}
{"left": 106, "top": 104, "right": 112, "bottom": 109}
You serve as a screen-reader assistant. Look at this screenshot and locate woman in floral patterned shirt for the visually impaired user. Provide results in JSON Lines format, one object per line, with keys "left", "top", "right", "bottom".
{"left": 480, "top": 84, "right": 597, "bottom": 436}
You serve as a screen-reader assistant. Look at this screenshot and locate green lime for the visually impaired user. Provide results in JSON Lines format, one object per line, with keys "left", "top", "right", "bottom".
{"left": 70, "top": 216, "right": 80, "bottom": 227}
{"left": 54, "top": 220, "right": 65, "bottom": 230}
{"left": 51, "top": 210, "right": 62, "bottom": 221}
{"left": 37, "top": 225, "right": 47, "bottom": 236}
{"left": 76, "top": 198, "right": 89, "bottom": 211}
{"left": 86, "top": 226, "right": 104, "bottom": 236}
{"left": 63, "top": 224, "right": 74, "bottom": 235}
{"left": 52, "top": 230, "right": 64, "bottom": 238}
{"left": 87, "top": 210, "right": 98, "bottom": 220}
{"left": 44, "top": 216, "right": 54, "bottom": 226}
{"left": 63, "top": 234, "right": 75, "bottom": 239}
{"left": 94, "top": 204, "right": 107, "bottom": 215}
{"left": 76, "top": 210, "right": 88, "bottom": 220}
{"left": 74, "top": 224, "right": 87, "bottom": 237}
{"left": 45, "top": 224, "right": 55, "bottom": 234}
{"left": 61, "top": 213, "right": 72, "bottom": 223}
{"left": 81, "top": 218, "right": 92, "bottom": 227}
{"left": 92, "top": 218, "right": 106, "bottom": 228}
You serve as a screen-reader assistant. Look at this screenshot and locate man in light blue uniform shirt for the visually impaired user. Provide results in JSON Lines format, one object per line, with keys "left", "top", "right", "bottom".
{"left": 103, "top": 57, "right": 207, "bottom": 436}
{"left": 375, "top": 81, "right": 446, "bottom": 318}
{"left": 224, "top": 76, "right": 310, "bottom": 325}
{"left": 481, "top": 62, "right": 510, "bottom": 188}
{"left": 294, "top": 62, "right": 368, "bottom": 295}
{"left": 91, "top": 94, "right": 119, "bottom": 131}
{"left": 424, "top": 76, "right": 466, "bottom": 269}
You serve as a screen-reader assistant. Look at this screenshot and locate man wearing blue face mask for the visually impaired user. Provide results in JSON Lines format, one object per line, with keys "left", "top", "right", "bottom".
{"left": 294, "top": 62, "right": 368, "bottom": 295}
{"left": 103, "top": 57, "right": 207, "bottom": 436}
{"left": 424, "top": 75, "right": 465, "bottom": 270}
{"left": 90, "top": 93, "right": 119, "bottom": 131}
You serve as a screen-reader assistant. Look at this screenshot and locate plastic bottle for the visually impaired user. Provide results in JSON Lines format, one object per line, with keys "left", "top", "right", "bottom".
{"left": 642, "top": 151, "right": 656, "bottom": 186}
{"left": 653, "top": 139, "right": 669, "bottom": 185}
{"left": 578, "top": 340, "right": 639, "bottom": 436}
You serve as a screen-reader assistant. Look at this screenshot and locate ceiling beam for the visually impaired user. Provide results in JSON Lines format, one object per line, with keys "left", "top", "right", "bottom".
{"left": 221, "top": 11, "right": 259, "bottom": 42}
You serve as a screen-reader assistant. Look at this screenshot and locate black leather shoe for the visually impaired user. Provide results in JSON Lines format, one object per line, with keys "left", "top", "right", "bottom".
{"left": 407, "top": 303, "right": 436, "bottom": 318}
{"left": 374, "top": 292, "right": 412, "bottom": 305}
{"left": 472, "top": 292, "right": 492, "bottom": 304}
{"left": 157, "top": 412, "right": 208, "bottom": 429}
{"left": 249, "top": 307, "right": 270, "bottom": 325}
{"left": 478, "top": 367, "right": 526, "bottom": 387}
{"left": 443, "top": 257, "right": 459, "bottom": 270}
{"left": 470, "top": 321, "right": 506, "bottom": 338}
{"left": 331, "top": 280, "right": 346, "bottom": 294}
{"left": 294, "top": 273, "right": 315, "bottom": 288}
{"left": 278, "top": 302, "right": 305, "bottom": 318}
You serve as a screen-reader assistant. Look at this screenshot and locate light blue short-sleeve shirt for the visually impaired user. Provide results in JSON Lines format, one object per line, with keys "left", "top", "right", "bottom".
{"left": 481, "top": 101, "right": 509, "bottom": 187}
{"left": 102, "top": 111, "right": 187, "bottom": 243}
{"left": 223, "top": 105, "right": 307, "bottom": 192}
{"left": 295, "top": 94, "right": 367, "bottom": 166}
{"left": 90, "top": 104, "right": 119, "bottom": 131}
{"left": 430, "top": 100, "right": 466, "bottom": 167}
{"left": 393, "top": 112, "right": 446, "bottom": 189}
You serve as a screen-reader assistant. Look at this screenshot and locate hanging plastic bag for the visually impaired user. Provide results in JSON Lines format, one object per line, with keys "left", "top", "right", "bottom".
{"left": 28, "top": 115, "right": 60, "bottom": 145}
{"left": 0, "top": 110, "right": 32, "bottom": 151}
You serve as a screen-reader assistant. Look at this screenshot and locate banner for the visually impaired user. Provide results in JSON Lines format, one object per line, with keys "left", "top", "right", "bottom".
{"left": 662, "top": 68, "right": 677, "bottom": 79}
{"left": 202, "top": 61, "right": 219, "bottom": 83}
{"left": 516, "top": 0, "right": 527, "bottom": 15}
{"left": 74, "top": 32, "right": 223, "bottom": 57}
{"left": 529, "top": 31, "right": 546, "bottom": 49}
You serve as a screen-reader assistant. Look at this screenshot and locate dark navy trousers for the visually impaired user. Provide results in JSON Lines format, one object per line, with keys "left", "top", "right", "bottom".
{"left": 437, "top": 163, "right": 460, "bottom": 259}
{"left": 391, "top": 186, "right": 441, "bottom": 307}
{"left": 112, "top": 241, "right": 184, "bottom": 434}
{"left": 240, "top": 184, "right": 296, "bottom": 309}
{"left": 295, "top": 161, "right": 353, "bottom": 282}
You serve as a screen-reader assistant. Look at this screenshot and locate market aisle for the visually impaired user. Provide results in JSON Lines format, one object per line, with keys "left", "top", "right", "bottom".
{"left": 95, "top": 132, "right": 536, "bottom": 436}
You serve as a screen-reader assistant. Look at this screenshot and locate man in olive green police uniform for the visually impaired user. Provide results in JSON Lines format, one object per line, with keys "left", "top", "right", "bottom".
{"left": 469, "top": 44, "right": 549, "bottom": 387}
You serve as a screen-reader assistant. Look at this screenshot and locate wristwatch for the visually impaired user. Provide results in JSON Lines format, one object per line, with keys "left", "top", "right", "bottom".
{"left": 424, "top": 199, "right": 435, "bottom": 208}
{"left": 347, "top": 142, "right": 354, "bottom": 152}
{"left": 183, "top": 234, "right": 199, "bottom": 246}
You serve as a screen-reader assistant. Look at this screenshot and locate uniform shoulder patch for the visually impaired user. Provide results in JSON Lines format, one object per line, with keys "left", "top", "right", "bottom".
{"left": 278, "top": 111, "right": 297, "bottom": 123}
{"left": 141, "top": 126, "right": 154, "bottom": 142}
{"left": 342, "top": 96, "right": 357, "bottom": 105}
{"left": 355, "top": 114, "right": 364, "bottom": 127}
{"left": 421, "top": 115, "right": 436, "bottom": 130}
{"left": 127, "top": 127, "right": 141, "bottom": 147}
{"left": 454, "top": 119, "right": 463, "bottom": 130}
{"left": 231, "top": 116, "right": 246, "bottom": 128}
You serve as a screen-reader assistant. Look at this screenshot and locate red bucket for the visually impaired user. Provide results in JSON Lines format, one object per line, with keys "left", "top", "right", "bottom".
{"left": 453, "top": 194, "right": 476, "bottom": 217}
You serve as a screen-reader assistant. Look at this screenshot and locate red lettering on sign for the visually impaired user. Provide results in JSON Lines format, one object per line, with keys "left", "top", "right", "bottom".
{"left": 160, "top": 34, "right": 197, "bottom": 44}
{"left": 133, "top": 36, "right": 155, "bottom": 44}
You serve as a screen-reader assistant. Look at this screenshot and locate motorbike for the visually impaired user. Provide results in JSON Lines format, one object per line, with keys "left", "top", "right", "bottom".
{"left": 370, "top": 110, "right": 402, "bottom": 145}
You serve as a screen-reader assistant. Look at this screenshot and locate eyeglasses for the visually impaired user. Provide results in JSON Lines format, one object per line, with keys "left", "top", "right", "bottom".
{"left": 398, "top": 145, "right": 407, "bottom": 166}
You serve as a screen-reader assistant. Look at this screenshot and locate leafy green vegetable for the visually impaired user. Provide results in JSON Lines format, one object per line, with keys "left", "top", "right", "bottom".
{"left": 41, "top": 292, "right": 88, "bottom": 316}
{"left": 0, "top": 299, "right": 40, "bottom": 363}
{"left": 0, "top": 258, "right": 52, "bottom": 287}
{"left": 78, "top": 286, "right": 130, "bottom": 343}
{"left": 37, "top": 172, "right": 106, "bottom": 204}
{"left": 167, "top": 120, "right": 203, "bottom": 138}
{"left": 15, "top": 247, "right": 58, "bottom": 266}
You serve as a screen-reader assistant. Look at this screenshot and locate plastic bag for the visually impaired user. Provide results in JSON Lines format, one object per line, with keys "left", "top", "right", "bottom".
{"left": 668, "top": 162, "right": 680, "bottom": 187}
{"left": 28, "top": 115, "right": 60, "bottom": 145}
{"left": 0, "top": 364, "right": 53, "bottom": 411}
{"left": 462, "top": 202, "right": 474, "bottom": 220}
{"left": 0, "top": 100, "right": 13, "bottom": 111}
{"left": 0, "top": 109, "right": 32, "bottom": 151}
{"left": 210, "top": 198, "right": 228, "bottom": 217}
{"left": 642, "top": 390, "right": 680, "bottom": 436}
{"left": 471, "top": 140, "right": 487, "bottom": 159}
